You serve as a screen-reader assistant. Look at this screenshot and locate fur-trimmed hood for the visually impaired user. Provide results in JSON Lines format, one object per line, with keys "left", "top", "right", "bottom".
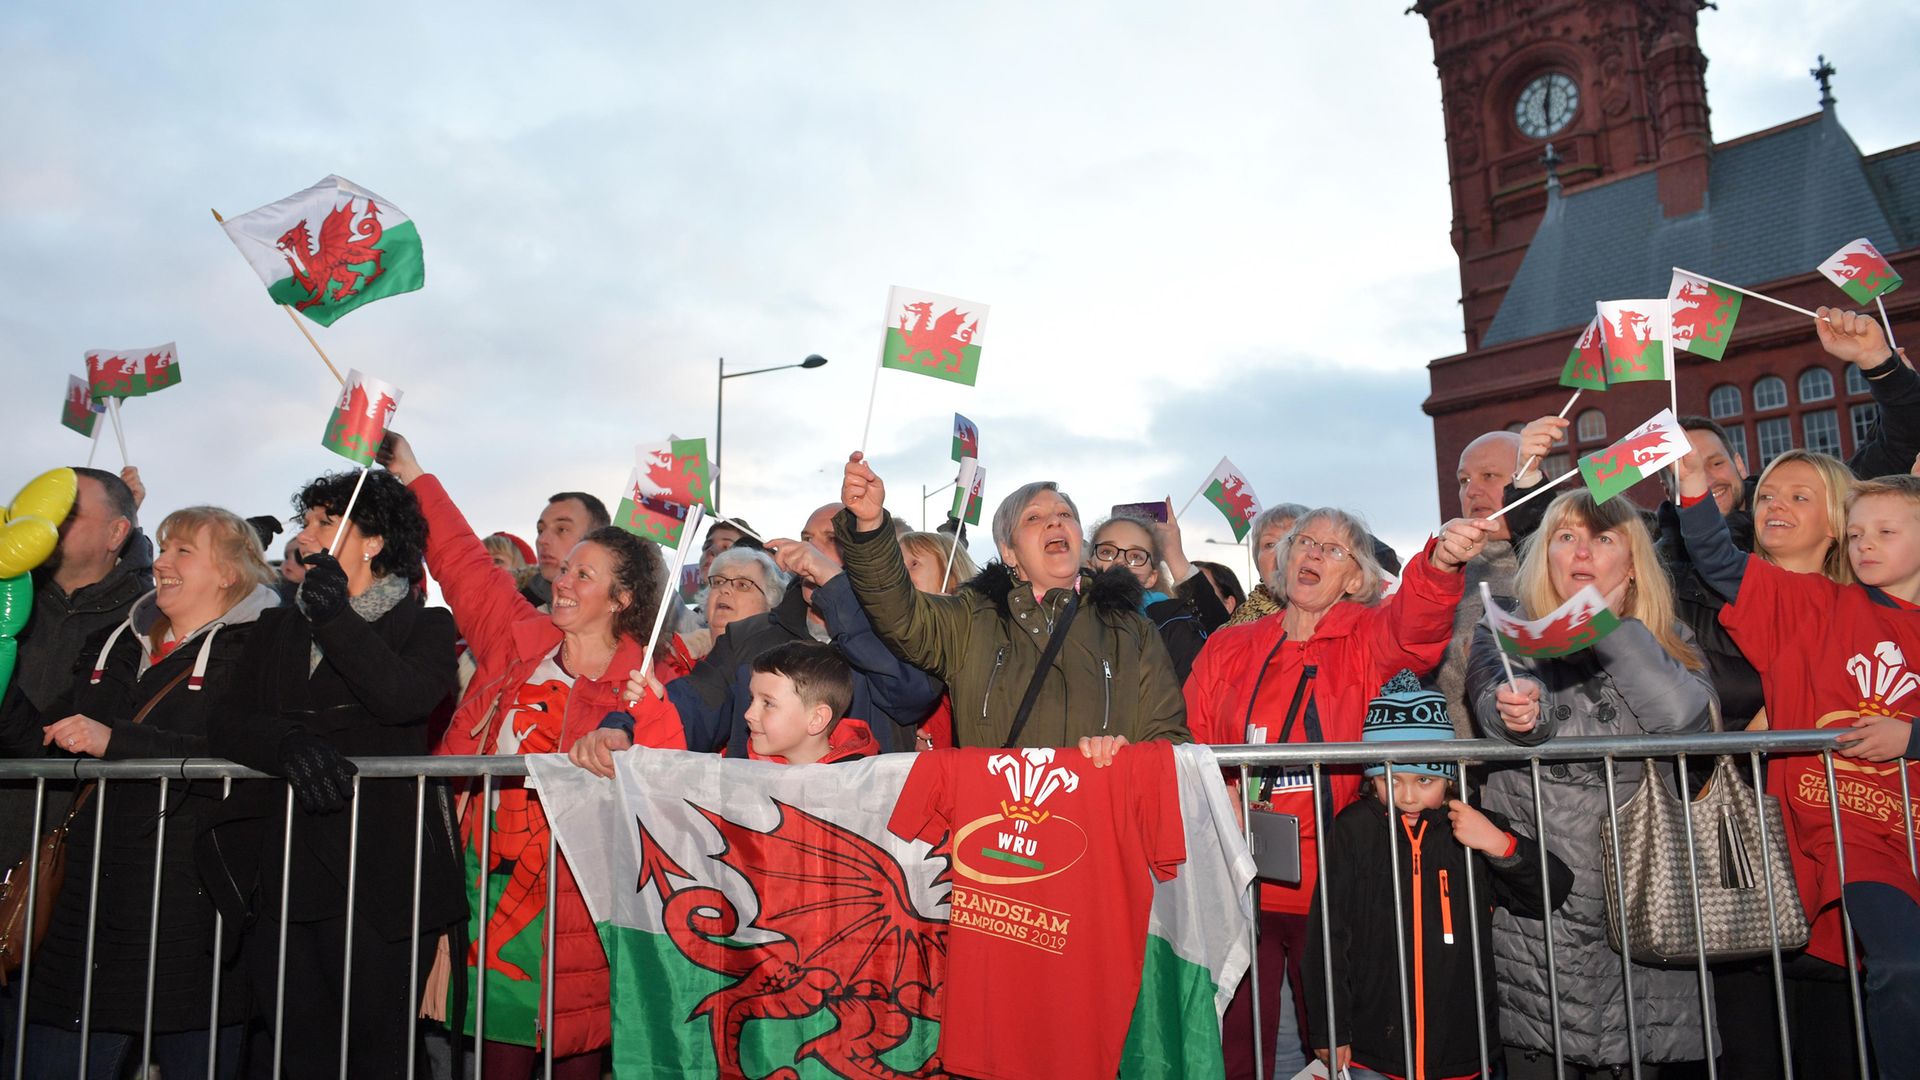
{"left": 964, "top": 561, "right": 1144, "bottom": 620}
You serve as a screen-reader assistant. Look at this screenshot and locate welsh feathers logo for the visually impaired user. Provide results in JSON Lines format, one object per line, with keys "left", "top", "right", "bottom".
{"left": 949, "top": 749, "right": 1089, "bottom": 886}
{"left": 632, "top": 802, "right": 946, "bottom": 1079}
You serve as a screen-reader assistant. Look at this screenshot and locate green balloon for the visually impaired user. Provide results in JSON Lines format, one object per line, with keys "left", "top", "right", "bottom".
{"left": 0, "top": 637, "right": 14, "bottom": 700}
{"left": 0, "top": 573, "right": 29, "bottom": 638}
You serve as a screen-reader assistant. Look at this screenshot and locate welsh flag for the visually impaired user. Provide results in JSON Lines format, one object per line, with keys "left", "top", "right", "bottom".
{"left": 1818, "top": 238, "right": 1903, "bottom": 305}
{"left": 524, "top": 743, "right": 1254, "bottom": 1080}
{"left": 951, "top": 457, "right": 986, "bottom": 525}
{"left": 320, "top": 369, "right": 403, "bottom": 467}
{"left": 1559, "top": 316, "right": 1608, "bottom": 390}
{"left": 1666, "top": 272, "right": 1743, "bottom": 362}
{"left": 1595, "top": 300, "right": 1668, "bottom": 383}
{"left": 1200, "top": 457, "right": 1261, "bottom": 542}
{"left": 1480, "top": 582, "right": 1621, "bottom": 658}
{"left": 619, "top": 439, "right": 714, "bottom": 546}
{"left": 883, "top": 286, "right": 987, "bottom": 386}
{"left": 220, "top": 175, "right": 425, "bottom": 327}
{"left": 85, "top": 344, "right": 181, "bottom": 399}
{"left": 1577, "top": 408, "right": 1691, "bottom": 504}
{"left": 61, "top": 376, "right": 100, "bottom": 438}
{"left": 952, "top": 412, "right": 981, "bottom": 463}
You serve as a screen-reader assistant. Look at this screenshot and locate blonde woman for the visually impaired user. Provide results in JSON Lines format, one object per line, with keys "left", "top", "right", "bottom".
{"left": 1745, "top": 449, "right": 1855, "bottom": 583}
{"left": 1467, "top": 490, "right": 1717, "bottom": 1077}
{"left": 29, "top": 508, "right": 278, "bottom": 1079}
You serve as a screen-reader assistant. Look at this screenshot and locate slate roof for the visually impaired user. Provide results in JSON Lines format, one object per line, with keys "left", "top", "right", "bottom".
{"left": 1483, "top": 108, "right": 1919, "bottom": 346}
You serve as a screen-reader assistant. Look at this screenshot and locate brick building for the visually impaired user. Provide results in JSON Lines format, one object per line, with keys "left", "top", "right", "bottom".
{"left": 1416, "top": 0, "right": 1920, "bottom": 512}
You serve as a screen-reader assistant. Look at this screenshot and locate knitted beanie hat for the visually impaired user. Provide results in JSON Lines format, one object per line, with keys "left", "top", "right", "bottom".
{"left": 1362, "top": 670, "right": 1456, "bottom": 780}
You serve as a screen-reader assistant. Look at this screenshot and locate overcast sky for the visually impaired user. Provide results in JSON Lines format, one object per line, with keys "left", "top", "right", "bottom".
{"left": 4, "top": 1, "right": 1916, "bottom": 579}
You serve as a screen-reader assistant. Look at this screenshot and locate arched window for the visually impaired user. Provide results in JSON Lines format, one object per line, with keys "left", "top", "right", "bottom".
{"left": 1799, "top": 367, "right": 1835, "bottom": 403}
{"left": 1754, "top": 376, "right": 1788, "bottom": 411}
{"left": 1846, "top": 363, "right": 1870, "bottom": 396}
{"left": 1575, "top": 409, "right": 1606, "bottom": 442}
{"left": 1709, "top": 384, "right": 1741, "bottom": 419}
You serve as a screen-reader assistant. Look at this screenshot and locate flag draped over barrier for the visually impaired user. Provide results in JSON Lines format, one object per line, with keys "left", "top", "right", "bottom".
{"left": 526, "top": 743, "right": 1254, "bottom": 1079}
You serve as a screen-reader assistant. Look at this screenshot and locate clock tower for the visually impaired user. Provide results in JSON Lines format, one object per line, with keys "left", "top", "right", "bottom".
{"left": 1413, "top": 0, "right": 1711, "bottom": 352}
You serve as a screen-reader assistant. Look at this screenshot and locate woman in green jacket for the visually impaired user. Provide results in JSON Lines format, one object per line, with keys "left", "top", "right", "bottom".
{"left": 835, "top": 452, "right": 1190, "bottom": 754}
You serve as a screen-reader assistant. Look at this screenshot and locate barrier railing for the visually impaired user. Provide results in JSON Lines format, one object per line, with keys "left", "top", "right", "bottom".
{"left": 0, "top": 730, "right": 1893, "bottom": 1080}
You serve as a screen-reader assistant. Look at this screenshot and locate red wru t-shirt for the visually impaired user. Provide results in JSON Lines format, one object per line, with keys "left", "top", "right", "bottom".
{"left": 1718, "top": 554, "right": 1920, "bottom": 965}
{"left": 888, "top": 743, "right": 1186, "bottom": 1080}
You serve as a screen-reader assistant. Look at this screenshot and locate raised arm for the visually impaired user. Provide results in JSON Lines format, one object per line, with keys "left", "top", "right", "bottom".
{"left": 1818, "top": 306, "right": 1920, "bottom": 479}
{"left": 834, "top": 453, "right": 975, "bottom": 680}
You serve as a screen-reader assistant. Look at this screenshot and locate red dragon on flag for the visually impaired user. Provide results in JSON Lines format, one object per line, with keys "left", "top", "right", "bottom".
{"left": 1602, "top": 309, "right": 1656, "bottom": 375}
{"left": 635, "top": 802, "right": 947, "bottom": 1079}
{"left": 277, "top": 198, "right": 388, "bottom": 313}
{"left": 895, "top": 302, "right": 979, "bottom": 374}
{"left": 1670, "top": 281, "right": 1737, "bottom": 349}
{"left": 1584, "top": 429, "right": 1675, "bottom": 488}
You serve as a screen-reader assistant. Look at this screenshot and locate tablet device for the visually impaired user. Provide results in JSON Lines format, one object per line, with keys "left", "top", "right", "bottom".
{"left": 1249, "top": 809, "right": 1302, "bottom": 885}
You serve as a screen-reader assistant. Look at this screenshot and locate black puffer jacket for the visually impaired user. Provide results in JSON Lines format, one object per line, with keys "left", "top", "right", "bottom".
{"left": 27, "top": 583, "right": 277, "bottom": 1034}
{"left": 199, "top": 593, "right": 467, "bottom": 943}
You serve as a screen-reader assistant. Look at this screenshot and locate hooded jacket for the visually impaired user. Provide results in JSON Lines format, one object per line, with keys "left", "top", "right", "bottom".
{"left": 742, "top": 716, "right": 879, "bottom": 763}
{"left": 1184, "top": 540, "right": 1465, "bottom": 914}
{"left": 1305, "top": 797, "right": 1572, "bottom": 1080}
{"left": 27, "top": 582, "right": 278, "bottom": 1034}
{"left": 835, "top": 508, "right": 1190, "bottom": 750}
{"left": 1467, "top": 617, "right": 1717, "bottom": 1066}
{"left": 413, "top": 473, "right": 687, "bottom": 1056}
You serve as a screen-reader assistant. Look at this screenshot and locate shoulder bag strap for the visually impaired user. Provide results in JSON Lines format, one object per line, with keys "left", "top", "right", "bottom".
{"left": 1001, "top": 592, "right": 1082, "bottom": 749}
{"left": 59, "top": 664, "right": 195, "bottom": 828}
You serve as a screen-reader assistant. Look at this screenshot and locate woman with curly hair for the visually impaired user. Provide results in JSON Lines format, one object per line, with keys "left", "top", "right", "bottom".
{"left": 378, "top": 433, "right": 685, "bottom": 1080}
{"left": 201, "top": 468, "right": 469, "bottom": 1078}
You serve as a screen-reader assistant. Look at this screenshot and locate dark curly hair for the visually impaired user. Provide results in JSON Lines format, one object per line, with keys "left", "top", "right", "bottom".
{"left": 579, "top": 526, "right": 668, "bottom": 645}
{"left": 295, "top": 470, "right": 428, "bottom": 584}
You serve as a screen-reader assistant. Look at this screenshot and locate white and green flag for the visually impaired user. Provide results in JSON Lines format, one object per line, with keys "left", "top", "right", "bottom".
{"left": 526, "top": 744, "right": 1253, "bottom": 1079}
{"left": 221, "top": 175, "right": 425, "bottom": 326}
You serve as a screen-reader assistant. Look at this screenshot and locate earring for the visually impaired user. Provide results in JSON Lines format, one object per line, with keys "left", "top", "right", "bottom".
{"left": 363, "top": 552, "right": 372, "bottom": 561}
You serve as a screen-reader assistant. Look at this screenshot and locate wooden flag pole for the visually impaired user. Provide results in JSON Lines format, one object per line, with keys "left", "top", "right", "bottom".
{"left": 1672, "top": 267, "right": 1827, "bottom": 322}
{"left": 1488, "top": 464, "right": 1580, "bottom": 521}
{"left": 858, "top": 349, "right": 884, "bottom": 454}
{"left": 212, "top": 208, "right": 345, "bottom": 387}
{"left": 85, "top": 418, "right": 102, "bottom": 468}
{"left": 1177, "top": 477, "right": 1209, "bottom": 520}
{"left": 327, "top": 466, "right": 372, "bottom": 558}
{"left": 1877, "top": 296, "right": 1899, "bottom": 352}
{"left": 1515, "top": 389, "right": 1584, "bottom": 481}
{"left": 939, "top": 531, "right": 963, "bottom": 592}
{"left": 106, "top": 398, "right": 129, "bottom": 467}
{"left": 637, "top": 504, "right": 704, "bottom": 688}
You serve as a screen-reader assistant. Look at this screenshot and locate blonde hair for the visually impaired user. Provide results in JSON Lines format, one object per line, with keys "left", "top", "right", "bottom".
{"left": 1516, "top": 491, "right": 1703, "bottom": 671}
{"left": 900, "top": 531, "right": 978, "bottom": 593}
{"left": 1269, "top": 508, "right": 1388, "bottom": 607}
{"left": 152, "top": 507, "right": 276, "bottom": 640}
{"left": 1849, "top": 473, "right": 1920, "bottom": 510}
{"left": 1754, "top": 450, "right": 1855, "bottom": 584}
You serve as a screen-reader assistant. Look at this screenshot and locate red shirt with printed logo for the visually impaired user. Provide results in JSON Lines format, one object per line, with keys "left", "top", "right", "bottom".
{"left": 888, "top": 743, "right": 1185, "bottom": 1080}
{"left": 1718, "top": 554, "right": 1920, "bottom": 965}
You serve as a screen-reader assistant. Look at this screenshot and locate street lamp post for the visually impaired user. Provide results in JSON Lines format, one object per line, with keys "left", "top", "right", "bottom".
{"left": 714, "top": 354, "right": 828, "bottom": 514}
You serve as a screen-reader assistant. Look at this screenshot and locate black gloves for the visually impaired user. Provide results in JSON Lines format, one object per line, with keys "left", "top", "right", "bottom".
{"left": 279, "top": 730, "right": 358, "bottom": 813}
{"left": 297, "top": 552, "right": 351, "bottom": 624}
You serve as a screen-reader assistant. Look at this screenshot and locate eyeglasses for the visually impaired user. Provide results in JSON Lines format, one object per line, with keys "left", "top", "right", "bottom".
{"left": 707, "top": 574, "right": 764, "bottom": 595}
{"left": 1293, "top": 535, "right": 1354, "bottom": 563}
{"left": 1092, "top": 542, "right": 1153, "bottom": 569}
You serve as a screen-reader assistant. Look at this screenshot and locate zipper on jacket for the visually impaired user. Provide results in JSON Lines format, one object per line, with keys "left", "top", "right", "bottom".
{"left": 1100, "top": 658, "right": 1112, "bottom": 731}
{"left": 1403, "top": 817, "right": 1429, "bottom": 1080}
{"left": 981, "top": 647, "right": 1008, "bottom": 722}
{"left": 1439, "top": 869, "right": 1455, "bottom": 945}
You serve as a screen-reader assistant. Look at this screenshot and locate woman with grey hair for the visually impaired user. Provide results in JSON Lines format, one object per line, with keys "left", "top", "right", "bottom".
{"left": 1184, "top": 505, "right": 1493, "bottom": 1079}
{"left": 1227, "top": 502, "right": 1311, "bottom": 625}
{"left": 832, "top": 453, "right": 1189, "bottom": 754}
{"left": 702, "top": 545, "right": 787, "bottom": 638}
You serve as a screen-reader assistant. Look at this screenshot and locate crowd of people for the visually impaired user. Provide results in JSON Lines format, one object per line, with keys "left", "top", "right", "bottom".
{"left": 0, "top": 303, "right": 1915, "bottom": 1079}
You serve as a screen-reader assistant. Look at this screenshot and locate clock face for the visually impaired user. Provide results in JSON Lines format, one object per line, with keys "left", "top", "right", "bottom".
{"left": 1515, "top": 72, "right": 1579, "bottom": 139}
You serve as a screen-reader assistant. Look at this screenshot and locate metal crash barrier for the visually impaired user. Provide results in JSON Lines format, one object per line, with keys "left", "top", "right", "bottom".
{"left": 0, "top": 730, "right": 1893, "bottom": 1080}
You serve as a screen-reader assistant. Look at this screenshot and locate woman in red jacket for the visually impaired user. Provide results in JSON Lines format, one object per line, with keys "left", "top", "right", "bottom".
{"left": 381, "top": 435, "right": 685, "bottom": 1080}
{"left": 1185, "top": 507, "right": 1491, "bottom": 1080}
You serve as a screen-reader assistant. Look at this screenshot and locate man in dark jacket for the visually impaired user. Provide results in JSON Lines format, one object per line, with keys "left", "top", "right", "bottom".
{"left": 583, "top": 503, "right": 943, "bottom": 758}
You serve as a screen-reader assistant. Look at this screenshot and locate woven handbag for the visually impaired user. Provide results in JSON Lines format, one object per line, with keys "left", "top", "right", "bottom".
{"left": 1598, "top": 752, "right": 1808, "bottom": 964}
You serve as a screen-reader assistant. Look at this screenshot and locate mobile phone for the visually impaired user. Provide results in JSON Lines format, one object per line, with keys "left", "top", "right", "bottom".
{"left": 1111, "top": 501, "right": 1169, "bottom": 523}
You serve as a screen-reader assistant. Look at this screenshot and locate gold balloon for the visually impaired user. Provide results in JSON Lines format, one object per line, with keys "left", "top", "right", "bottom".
{"left": 8, "top": 468, "right": 77, "bottom": 526}
{"left": 0, "top": 517, "right": 58, "bottom": 579}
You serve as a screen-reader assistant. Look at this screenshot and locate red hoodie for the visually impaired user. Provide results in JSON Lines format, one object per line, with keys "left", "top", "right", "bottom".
{"left": 743, "top": 717, "right": 880, "bottom": 764}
